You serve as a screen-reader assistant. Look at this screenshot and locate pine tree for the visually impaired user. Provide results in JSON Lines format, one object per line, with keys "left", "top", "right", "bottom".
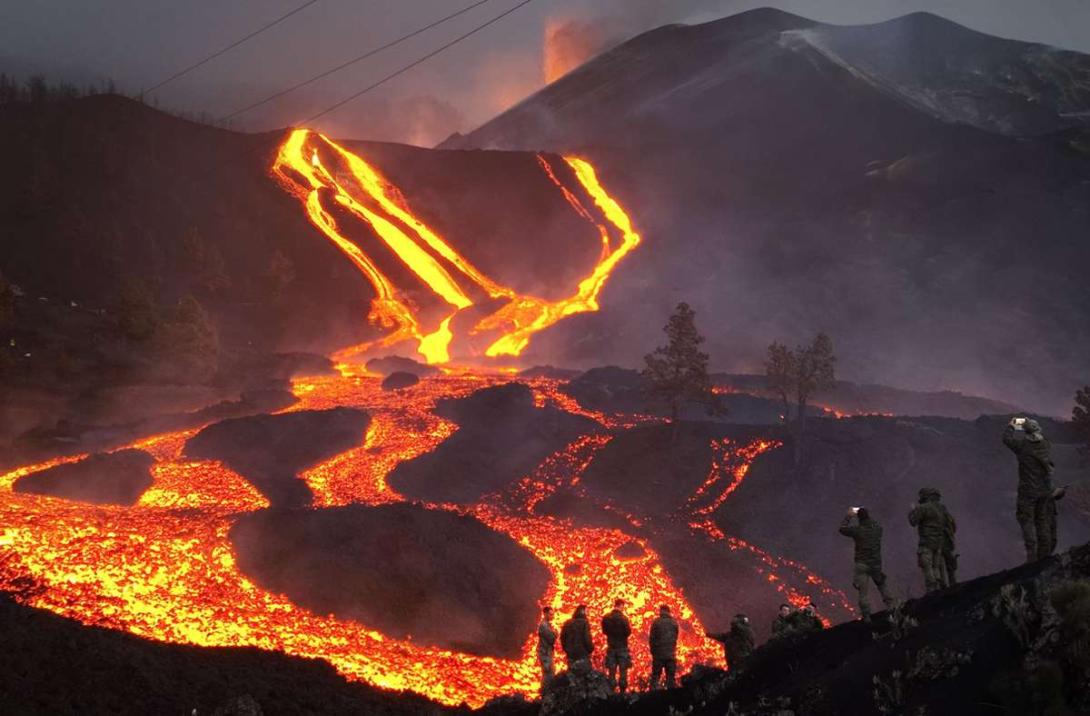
{"left": 642, "top": 302, "right": 716, "bottom": 436}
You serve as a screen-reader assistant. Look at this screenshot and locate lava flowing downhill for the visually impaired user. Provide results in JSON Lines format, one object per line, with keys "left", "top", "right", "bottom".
{"left": 0, "top": 129, "right": 852, "bottom": 707}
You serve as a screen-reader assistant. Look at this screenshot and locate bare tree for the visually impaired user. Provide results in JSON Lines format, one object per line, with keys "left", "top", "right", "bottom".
{"left": 765, "top": 333, "right": 836, "bottom": 464}
{"left": 642, "top": 302, "right": 719, "bottom": 440}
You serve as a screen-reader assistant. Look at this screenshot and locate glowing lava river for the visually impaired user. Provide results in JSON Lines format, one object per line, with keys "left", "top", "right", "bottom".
{"left": 0, "top": 131, "right": 852, "bottom": 708}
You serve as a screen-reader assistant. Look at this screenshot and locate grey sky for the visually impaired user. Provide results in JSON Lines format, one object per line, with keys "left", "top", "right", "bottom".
{"left": 2, "top": 1, "right": 1089, "bottom": 145}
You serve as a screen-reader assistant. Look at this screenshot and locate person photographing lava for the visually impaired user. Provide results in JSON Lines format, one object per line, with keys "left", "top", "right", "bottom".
{"left": 839, "top": 506, "right": 896, "bottom": 621}
{"left": 601, "top": 598, "right": 633, "bottom": 693}
{"left": 1003, "top": 417, "right": 1065, "bottom": 562}
{"left": 537, "top": 606, "right": 558, "bottom": 687}
{"left": 559, "top": 604, "right": 594, "bottom": 673}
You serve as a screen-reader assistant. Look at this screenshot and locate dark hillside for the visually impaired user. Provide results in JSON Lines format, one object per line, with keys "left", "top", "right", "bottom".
{"left": 447, "top": 10, "right": 1090, "bottom": 415}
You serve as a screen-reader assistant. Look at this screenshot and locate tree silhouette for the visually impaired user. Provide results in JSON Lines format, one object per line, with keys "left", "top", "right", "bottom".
{"left": 642, "top": 302, "right": 718, "bottom": 438}
{"left": 765, "top": 333, "right": 836, "bottom": 464}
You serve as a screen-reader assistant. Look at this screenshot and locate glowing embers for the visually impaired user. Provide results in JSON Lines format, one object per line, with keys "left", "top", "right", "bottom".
{"left": 271, "top": 129, "right": 642, "bottom": 364}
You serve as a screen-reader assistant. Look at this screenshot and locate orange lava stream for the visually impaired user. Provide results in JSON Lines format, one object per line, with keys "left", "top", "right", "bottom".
{"left": 682, "top": 439, "right": 855, "bottom": 617}
{"left": 0, "top": 373, "right": 721, "bottom": 707}
{"left": 272, "top": 128, "right": 641, "bottom": 365}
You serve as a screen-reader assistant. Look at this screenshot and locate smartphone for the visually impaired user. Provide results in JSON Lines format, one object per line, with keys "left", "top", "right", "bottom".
{"left": 850, "top": 506, "right": 860, "bottom": 515}
{"left": 1014, "top": 417, "right": 1027, "bottom": 431}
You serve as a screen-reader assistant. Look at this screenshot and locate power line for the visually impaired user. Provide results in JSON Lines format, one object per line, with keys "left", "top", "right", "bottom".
{"left": 146, "top": 0, "right": 321, "bottom": 95}
{"left": 302, "top": 0, "right": 536, "bottom": 125}
{"left": 223, "top": 0, "right": 493, "bottom": 121}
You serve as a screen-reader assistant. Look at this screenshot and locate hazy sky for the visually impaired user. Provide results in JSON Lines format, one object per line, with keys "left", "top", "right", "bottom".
{"left": 3, "top": 1, "right": 1089, "bottom": 145}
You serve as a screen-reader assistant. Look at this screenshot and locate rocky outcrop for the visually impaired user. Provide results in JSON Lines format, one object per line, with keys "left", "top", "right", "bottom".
{"left": 183, "top": 409, "right": 369, "bottom": 508}
{"left": 14, "top": 448, "right": 154, "bottom": 505}
{"left": 229, "top": 503, "right": 550, "bottom": 658}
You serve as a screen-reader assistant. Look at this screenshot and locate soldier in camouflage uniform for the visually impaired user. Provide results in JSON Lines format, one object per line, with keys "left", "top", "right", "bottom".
{"left": 560, "top": 604, "right": 595, "bottom": 672}
{"left": 601, "top": 599, "right": 633, "bottom": 693}
{"left": 839, "top": 507, "right": 896, "bottom": 620}
{"left": 537, "top": 606, "right": 558, "bottom": 687}
{"left": 908, "top": 487, "right": 954, "bottom": 592}
{"left": 707, "top": 613, "right": 755, "bottom": 668}
{"left": 770, "top": 603, "right": 794, "bottom": 640}
{"left": 1003, "top": 419, "right": 1063, "bottom": 562}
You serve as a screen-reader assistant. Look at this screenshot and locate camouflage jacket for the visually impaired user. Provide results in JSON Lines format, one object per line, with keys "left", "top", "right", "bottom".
{"left": 839, "top": 515, "right": 884, "bottom": 567}
{"left": 537, "top": 620, "right": 557, "bottom": 654}
{"left": 649, "top": 615, "right": 679, "bottom": 659}
{"left": 908, "top": 501, "right": 952, "bottom": 551}
{"left": 1003, "top": 425, "right": 1055, "bottom": 498}
{"left": 560, "top": 616, "right": 594, "bottom": 660}
{"left": 601, "top": 609, "right": 632, "bottom": 650}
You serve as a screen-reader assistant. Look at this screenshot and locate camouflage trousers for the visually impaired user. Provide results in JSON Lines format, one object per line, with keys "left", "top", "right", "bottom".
{"left": 853, "top": 562, "right": 895, "bottom": 618}
{"left": 917, "top": 547, "right": 948, "bottom": 593}
{"left": 537, "top": 648, "right": 554, "bottom": 687}
{"left": 1017, "top": 493, "right": 1058, "bottom": 562}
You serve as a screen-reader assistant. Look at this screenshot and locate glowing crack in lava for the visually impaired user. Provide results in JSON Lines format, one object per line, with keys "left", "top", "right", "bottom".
{"left": 272, "top": 129, "right": 641, "bottom": 364}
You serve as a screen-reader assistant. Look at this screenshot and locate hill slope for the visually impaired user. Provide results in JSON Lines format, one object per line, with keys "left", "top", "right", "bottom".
{"left": 444, "top": 9, "right": 1090, "bottom": 415}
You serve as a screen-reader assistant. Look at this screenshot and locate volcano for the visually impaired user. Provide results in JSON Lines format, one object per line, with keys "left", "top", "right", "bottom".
{"left": 444, "top": 9, "right": 1090, "bottom": 415}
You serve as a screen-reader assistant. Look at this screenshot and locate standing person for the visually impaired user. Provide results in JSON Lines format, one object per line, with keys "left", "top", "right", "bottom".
{"left": 943, "top": 505, "right": 959, "bottom": 585}
{"left": 839, "top": 507, "right": 896, "bottom": 621}
{"left": 560, "top": 604, "right": 595, "bottom": 672}
{"left": 908, "top": 487, "right": 953, "bottom": 592}
{"left": 770, "top": 603, "right": 794, "bottom": 639}
{"left": 537, "top": 606, "right": 558, "bottom": 688}
{"left": 707, "top": 613, "right": 755, "bottom": 668}
{"left": 649, "top": 605, "right": 679, "bottom": 689}
{"left": 601, "top": 599, "right": 633, "bottom": 693}
{"left": 1003, "top": 418, "right": 1063, "bottom": 562}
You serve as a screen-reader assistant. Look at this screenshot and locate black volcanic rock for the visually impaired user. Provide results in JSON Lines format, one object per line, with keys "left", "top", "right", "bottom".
{"left": 228, "top": 503, "right": 549, "bottom": 658}
{"left": 365, "top": 355, "right": 439, "bottom": 378}
{"left": 183, "top": 409, "right": 369, "bottom": 508}
{"left": 558, "top": 543, "right": 1090, "bottom": 716}
{"left": 388, "top": 383, "right": 599, "bottom": 504}
{"left": 0, "top": 594, "right": 458, "bottom": 716}
{"left": 13, "top": 449, "right": 154, "bottom": 505}
{"left": 381, "top": 371, "right": 420, "bottom": 391}
{"left": 560, "top": 367, "right": 648, "bottom": 416}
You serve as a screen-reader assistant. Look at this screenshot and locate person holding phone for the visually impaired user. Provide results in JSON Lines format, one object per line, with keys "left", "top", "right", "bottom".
{"left": 1003, "top": 417, "right": 1064, "bottom": 562}
{"left": 839, "top": 506, "right": 896, "bottom": 621}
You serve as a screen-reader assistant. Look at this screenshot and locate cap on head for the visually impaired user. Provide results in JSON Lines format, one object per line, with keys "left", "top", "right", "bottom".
{"left": 857, "top": 507, "right": 870, "bottom": 521}
{"left": 1025, "top": 419, "right": 1042, "bottom": 434}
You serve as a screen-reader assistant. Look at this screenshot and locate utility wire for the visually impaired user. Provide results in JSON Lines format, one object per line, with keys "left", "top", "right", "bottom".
{"left": 146, "top": 0, "right": 321, "bottom": 95}
{"left": 301, "top": 0, "right": 536, "bottom": 125}
{"left": 223, "top": 0, "right": 493, "bottom": 121}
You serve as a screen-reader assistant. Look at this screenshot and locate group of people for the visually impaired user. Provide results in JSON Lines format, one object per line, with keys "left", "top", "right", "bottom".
{"left": 839, "top": 418, "right": 1067, "bottom": 618}
{"left": 536, "top": 418, "right": 1070, "bottom": 692}
{"left": 536, "top": 601, "right": 681, "bottom": 693}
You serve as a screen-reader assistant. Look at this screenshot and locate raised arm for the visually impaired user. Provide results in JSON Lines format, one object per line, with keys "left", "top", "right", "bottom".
{"left": 1002, "top": 423, "right": 1023, "bottom": 454}
{"left": 838, "top": 514, "right": 857, "bottom": 537}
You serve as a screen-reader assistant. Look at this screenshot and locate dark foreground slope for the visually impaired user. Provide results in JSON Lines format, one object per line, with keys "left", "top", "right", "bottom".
{"left": 0, "top": 595, "right": 456, "bottom": 716}
{"left": 447, "top": 9, "right": 1090, "bottom": 415}
{"left": 549, "top": 542, "right": 1090, "bottom": 716}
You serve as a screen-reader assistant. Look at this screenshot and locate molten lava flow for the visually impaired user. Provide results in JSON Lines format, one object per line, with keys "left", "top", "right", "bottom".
{"left": 272, "top": 129, "right": 641, "bottom": 364}
{"left": 682, "top": 438, "right": 855, "bottom": 618}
